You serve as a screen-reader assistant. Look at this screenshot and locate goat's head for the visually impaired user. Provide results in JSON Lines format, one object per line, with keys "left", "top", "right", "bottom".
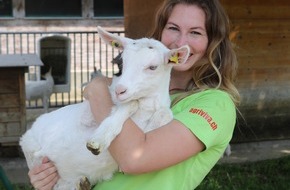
{"left": 97, "top": 26, "right": 190, "bottom": 103}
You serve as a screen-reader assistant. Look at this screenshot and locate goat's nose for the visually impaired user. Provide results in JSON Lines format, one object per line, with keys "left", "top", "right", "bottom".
{"left": 115, "top": 84, "right": 127, "bottom": 96}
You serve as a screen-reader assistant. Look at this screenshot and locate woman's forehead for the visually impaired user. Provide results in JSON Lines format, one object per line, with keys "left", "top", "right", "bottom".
{"left": 167, "top": 4, "right": 206, "bottom": 30}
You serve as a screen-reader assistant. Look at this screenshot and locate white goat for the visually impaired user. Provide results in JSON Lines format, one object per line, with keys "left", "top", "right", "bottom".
{"left": 20, "top": 26, "right": 190, "bottom": 190}
{"left": 25, "top": 68, "right": 54, "bottom": 112}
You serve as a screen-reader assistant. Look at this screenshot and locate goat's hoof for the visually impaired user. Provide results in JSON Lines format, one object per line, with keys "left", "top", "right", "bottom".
{"left": 76, "top": 176, "right": 91, "bottom": 190}
{"left": 86, "top": 142, "right": 101, "bottom": 155}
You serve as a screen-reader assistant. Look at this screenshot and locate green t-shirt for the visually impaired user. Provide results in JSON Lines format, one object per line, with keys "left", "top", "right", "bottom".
{"left": 93, "top": 89, "right": 236, "bottom": 190}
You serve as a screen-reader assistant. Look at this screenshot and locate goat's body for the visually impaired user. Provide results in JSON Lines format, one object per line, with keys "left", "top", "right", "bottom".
{"left": 21, "top": 101, "right": 118, "bottom": 189}
{"left": 25, "top": 80, "right": 52, "bottom": 100}
{"left": 21, "top": 94, "right": 172, "bottom": 189}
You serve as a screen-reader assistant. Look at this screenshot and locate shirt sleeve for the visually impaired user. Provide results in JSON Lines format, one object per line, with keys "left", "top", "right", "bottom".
{"left": 172, "top": 90, "right": 236, "bottom": 149}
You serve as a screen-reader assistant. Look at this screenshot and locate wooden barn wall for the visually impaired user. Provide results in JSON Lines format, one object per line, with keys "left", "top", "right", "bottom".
{"left": 124, "top": 0, "right": 164, "bottom": 38}
{"left": 221, "top": 0, "right": 290, "bottom": 142}
{"left": 124, "top": 0, "right": 290, "bottom": 142}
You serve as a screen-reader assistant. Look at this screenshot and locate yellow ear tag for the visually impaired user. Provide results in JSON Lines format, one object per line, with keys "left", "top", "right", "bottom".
{"left": 111, "top": 41, "right": 121, "bottom": 48}
{"left": 169, "top": 53, "right": 179, "bottom": 64}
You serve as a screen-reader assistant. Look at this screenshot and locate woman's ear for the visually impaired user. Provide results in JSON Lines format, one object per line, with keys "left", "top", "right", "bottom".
{"left": 168, "top": 45, "right": 190, "bottom": 65}
{"left": 97, "top": 26, "right": 126, "bottom": 50}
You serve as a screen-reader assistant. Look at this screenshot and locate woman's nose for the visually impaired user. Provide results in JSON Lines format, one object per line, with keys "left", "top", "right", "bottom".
{"left": 174, "top": 34, "right": 188, "bottom": 47}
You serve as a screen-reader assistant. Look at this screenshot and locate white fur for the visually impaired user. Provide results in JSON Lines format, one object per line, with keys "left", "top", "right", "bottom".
{"left": 25, "top": 69, "right": 54, "bottom": 112}
{"left": 20, "top": 26, "right": 190, "bottom": 190}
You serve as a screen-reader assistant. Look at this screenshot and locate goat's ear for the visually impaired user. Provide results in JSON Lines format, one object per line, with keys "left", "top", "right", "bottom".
{"left": 97, "top": 26, "right": 126, "bottom": 50}
{"left": 167, "top": 45, "right": 190, "bottom": 65}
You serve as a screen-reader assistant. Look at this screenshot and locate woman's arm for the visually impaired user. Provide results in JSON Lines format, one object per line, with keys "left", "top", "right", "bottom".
{"left": 84, "top": 77, "right": 205, "bottom": 174}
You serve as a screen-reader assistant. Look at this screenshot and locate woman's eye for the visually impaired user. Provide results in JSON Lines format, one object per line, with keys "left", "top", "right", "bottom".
{"left": 148, "top": 66, "right": 158, "bottom": 70}
{"left": 191, "top": 31, "right": 201, "bottom": 35}
{"left": 168, "top": 26, "right": 179, "bottom": 31}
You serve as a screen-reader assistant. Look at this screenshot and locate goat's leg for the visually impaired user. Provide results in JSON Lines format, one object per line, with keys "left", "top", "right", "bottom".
{"left": 223, "top": 144, "right": 231, "bottom": 157}
{"left": 76, "top": 176, "right": 91, "bottom": 190}
{"left": 42, "top": 96, "right": 48, "bottom": 113}
{"left": 87, "top": 101, "right": 138, "bottom": 155}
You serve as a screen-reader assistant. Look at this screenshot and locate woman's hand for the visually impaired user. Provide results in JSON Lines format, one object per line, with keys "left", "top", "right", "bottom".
{"left": 83, "top": 76, "right": 111, "bottom": 100}
{"left": 83, "top": 76, "right": 113, "bottom": 123}
{"left": 28, "top": 157, "right": 59, "bottom": 190}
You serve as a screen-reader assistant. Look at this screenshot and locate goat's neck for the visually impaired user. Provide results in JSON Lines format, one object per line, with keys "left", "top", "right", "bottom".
{"left": 139, "top": 84, "right": 171, "bottom": 111}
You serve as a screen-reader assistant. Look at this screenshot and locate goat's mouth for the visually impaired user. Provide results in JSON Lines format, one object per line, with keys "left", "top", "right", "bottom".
{"left": 116, "top": 93, "right": 141, "bottom": 104}
{"left": 116, "top": 95, "right": 131, "bottom": 103}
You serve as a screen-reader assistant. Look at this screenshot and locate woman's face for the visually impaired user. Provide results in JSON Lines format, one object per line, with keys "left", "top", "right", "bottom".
{"left": 161, "top": 4, "right": 208, "bottom": 71}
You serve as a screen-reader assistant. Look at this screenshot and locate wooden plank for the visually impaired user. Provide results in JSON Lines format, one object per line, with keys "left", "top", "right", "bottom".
{"left": 231, "top": 19, "right": 290, "bottom": 87}
{"left": 0, "top": 122, "right": 21, "bottom": 137}
{"left": 18, "top": 68, "right": 26, "bottom": 131}
{"left": 222, "top": 0, "right": 290, "bottom": 6}
{"left": 0, "top": 108, "right": 21, "bottom": 123}
{"left": 221, "top": 0, "right": 290, "bottom": 19}
{"left": 6, "top": 122, "right": 22, "bottom": 136}
{"left": 0, "top": 68, "right": 23, "bottom": 79}
{"left": 0, "top": 94, "right": 20, "bottom": 108}
{"left": 124, "top": 0, "right": 164, "bottom": 38}
{"left": 237, "top": 65, "right": 290, "bottom": 84}
{"left": 231, "top": 20, "right": 290, "bottom": 54}
{"left": 0, "top": 136, "right": 20, "bottom": 144}
{"left": 0, "top": 77, "right": 19, "bottom": 93}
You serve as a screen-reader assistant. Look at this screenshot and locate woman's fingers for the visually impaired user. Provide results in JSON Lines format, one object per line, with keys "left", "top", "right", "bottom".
{"left": 28, "top": 158, "right": 59, "bottom": 190}
{"left": 42, "top": 156, "right": 50, "bottom": 164}
{"left": 33, "top": 170, "right": 59, "bottom": 190}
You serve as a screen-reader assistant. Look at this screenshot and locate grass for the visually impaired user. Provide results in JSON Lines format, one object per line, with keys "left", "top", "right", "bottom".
{"left": 196, "top": 155, "right": 290, "bottom": 190}
{"left": 1, "top": 156, "right": 290, "bottom": 190}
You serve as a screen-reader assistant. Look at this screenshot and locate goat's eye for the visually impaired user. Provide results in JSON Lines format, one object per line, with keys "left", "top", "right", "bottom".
{"left": 148, "top": 65, "right": 158, "bottom": 70}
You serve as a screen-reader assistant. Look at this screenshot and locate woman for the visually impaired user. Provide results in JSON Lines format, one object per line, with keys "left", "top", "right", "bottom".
{"left": 28, "top": 0, "right": 240, "bottom": 189}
